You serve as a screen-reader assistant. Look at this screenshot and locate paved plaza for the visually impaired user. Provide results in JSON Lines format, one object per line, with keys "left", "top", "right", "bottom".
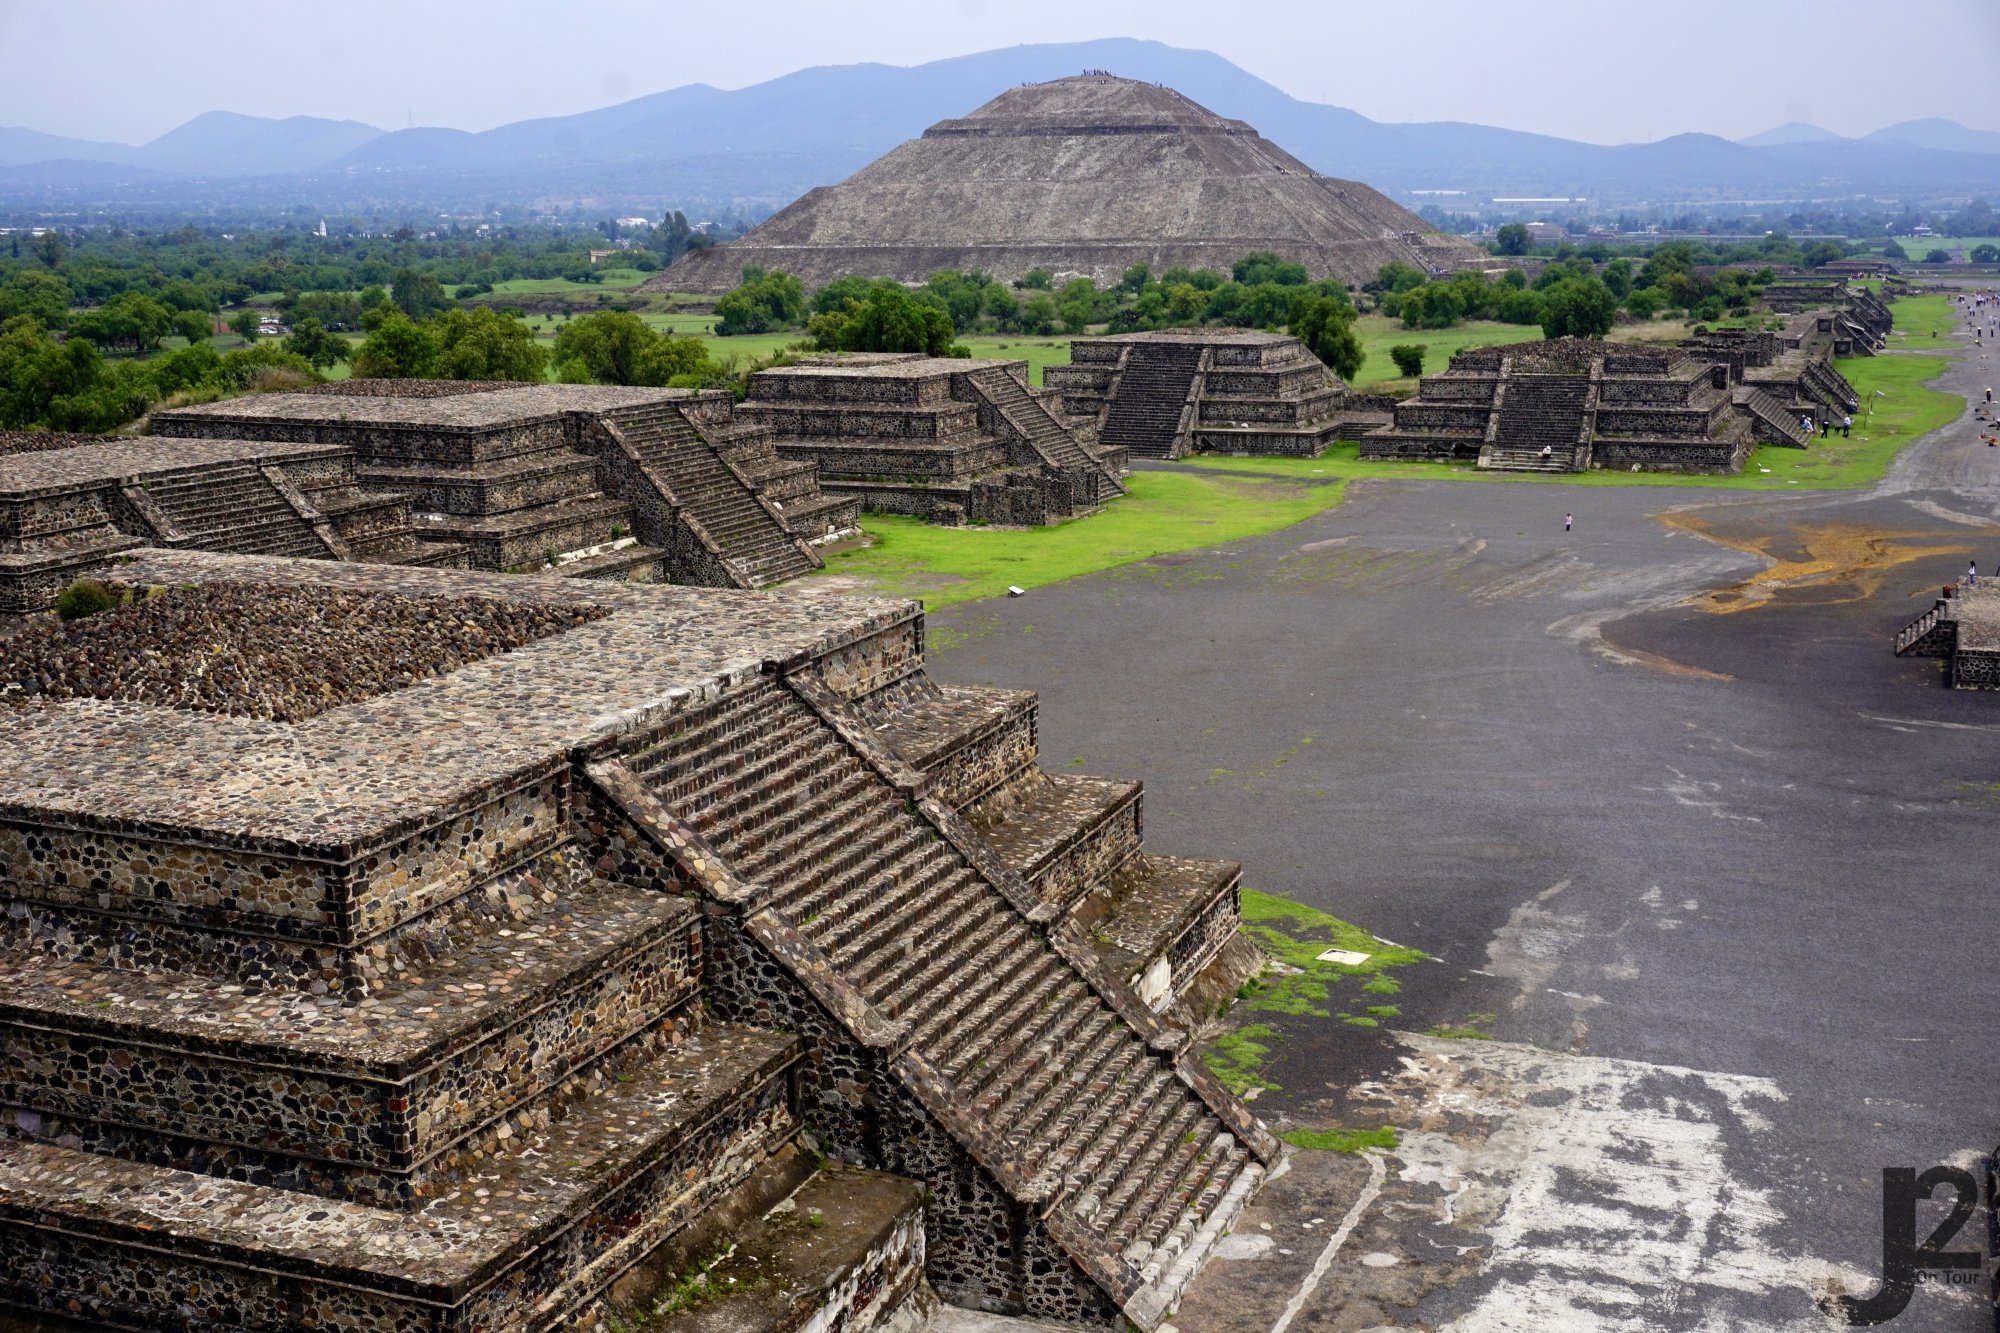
{"left": 923, "top": 330, "right": 1999, "bottom": 1330}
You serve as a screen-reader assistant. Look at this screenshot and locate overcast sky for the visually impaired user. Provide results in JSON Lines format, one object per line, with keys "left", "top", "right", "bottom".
{"left": 4, "top": 0, "right": 1995, "bottom": 146}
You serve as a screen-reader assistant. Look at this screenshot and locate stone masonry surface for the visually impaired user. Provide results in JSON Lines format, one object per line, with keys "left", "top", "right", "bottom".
{"left": 0, "top": 583, "right": 606, "bottom": 721}
{"left": 0, "top": 545, "right": 1261, "bottom": 1330}
{"left": 0, "top": 548, "right": 914, "bottom": 850}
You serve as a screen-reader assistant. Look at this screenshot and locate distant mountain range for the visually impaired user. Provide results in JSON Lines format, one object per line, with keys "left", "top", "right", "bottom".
{"left": 1, "top": 39, "right": 1994, "bottom": 214}
{"left": 1737, "top": 116, "right": 2000, "bottom": 156}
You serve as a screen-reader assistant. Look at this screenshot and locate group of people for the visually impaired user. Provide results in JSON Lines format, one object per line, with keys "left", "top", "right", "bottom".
{"left": 1803, "top": 413, "right": 1855, "bottom": 438}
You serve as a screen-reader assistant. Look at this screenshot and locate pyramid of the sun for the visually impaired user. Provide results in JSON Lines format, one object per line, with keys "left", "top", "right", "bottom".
{"left": 649, "top": 74, "right": 1483, "bottom": 294}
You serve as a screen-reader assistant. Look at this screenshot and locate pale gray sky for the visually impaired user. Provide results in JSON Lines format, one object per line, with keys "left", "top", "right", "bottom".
{"left": 4, "top": 0, "right": 1995, "bottom": 146}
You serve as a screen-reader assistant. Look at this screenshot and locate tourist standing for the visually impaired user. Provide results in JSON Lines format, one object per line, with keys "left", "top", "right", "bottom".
{"left": 1970, "top": 561, "right": 1979, "bottom": 587}
{"left": 1842, "top": 415, "right": 1852, "bottom": 437}
{"left": 1564, "top": 512, "right": 1573, "bottom": 533}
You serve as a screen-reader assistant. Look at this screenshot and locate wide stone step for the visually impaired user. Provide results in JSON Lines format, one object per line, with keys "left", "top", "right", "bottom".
{"left": 631, "top": 1162, "right": 928, "bottom": 1333}
{"left": 0, "top": 1024, "right": 798, "bottom": 1333}
{"left": 0, "top": 864, "right": 703, "bottom": 1203}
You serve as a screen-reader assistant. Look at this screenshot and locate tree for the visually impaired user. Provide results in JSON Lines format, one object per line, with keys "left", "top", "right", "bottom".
{"left": 351, "top": 313, "right": 440, "bottom": 378}
{"left": 70, "top": 294, "right": 176, "bottom": 354}
{"left": 552, "top": 310, "right": 710, "bottom": 386}
{"left": 1288, "top": 292, "right": 1363, "bottom": 381}
{"left": 228, "top": 309, "right": 263, "bottom": 343}
{"left": 0, "top": 316, "right": 146, "bottom": 431}
{"left": 815, "top": 284, "right": 957, "bottom": 356}
{"left": 1623, "top": 288, "right": 1664, "bottom": 320}
{"left": 1802, "top": 240, "right": 1846, "bottom": 269}
{"left": 1389, "top": 344, "right": 1426, "bottom": 378}
{"left": 1396, "top": 282, "right": 1469, "bottom": 330}
{"left": 1882, "top": 240, "right": 1909, "bottom": 261}
{"left": 1369, "top": 262, "right": 1427, "bottom": 296}
{"left": 283, "top": 317, "right": 350, "bottom": 370}
{"left": 172, "top": 310, "right": 213, "bottom": 344}
{"left": 429, "top": 308, "right": 548, "bottom": 382}
{"left": 1539, "top": 277, "right": 1619, "bottom": 340}
{"left": 1972, "top": 244, "right": 2000, "bottom": 264}
{"left": 1923, "top": 249, "right": 1951, "bottom": 264}
{"left": 1018, "top": 292, "right": 1059, "bottom": 336}
{"left": 1232, "top": 252, "right": 1308, "bottom": 287}
{"left": 1494, "top": 223, "right": 1531, "bottom": 256}
{"left": 1017, "top": 269, "right": 1052, "bottom": 290}
{"left": 390, "top": 268, "right": 451, "bottom": 320}
{"left": 810, "top": 276, "right": 875, "bottom": 317}
{"left": 715, "top": 267, "right": 805, "bottom": 335}
{"left": 1600, "top": 258, "right": 1633, "bottom": 299}
{"left": 0, "top": 270, "right": 73, "bottom": 327}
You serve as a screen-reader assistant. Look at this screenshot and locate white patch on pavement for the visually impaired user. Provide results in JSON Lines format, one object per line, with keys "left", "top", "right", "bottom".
{"left": 1371, "top": 1034, "right": 1877, "bottom": 1332}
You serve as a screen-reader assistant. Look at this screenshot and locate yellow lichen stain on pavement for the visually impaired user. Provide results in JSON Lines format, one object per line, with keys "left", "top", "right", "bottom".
{"left": 1661, "top": 513, "right": 1979, "bottom": 614}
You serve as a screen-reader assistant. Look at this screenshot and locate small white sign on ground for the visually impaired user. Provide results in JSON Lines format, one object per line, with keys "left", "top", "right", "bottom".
{"left": 1316, "top": 948, "right": 1371, "bottom": 966}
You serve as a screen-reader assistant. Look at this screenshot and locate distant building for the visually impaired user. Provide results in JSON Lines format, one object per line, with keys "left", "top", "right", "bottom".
{"left": 1523, "top": 222, "right": 1569, "bottom": 243}
{"left": 616, "top": 216, "right": 653, "bottom": 229}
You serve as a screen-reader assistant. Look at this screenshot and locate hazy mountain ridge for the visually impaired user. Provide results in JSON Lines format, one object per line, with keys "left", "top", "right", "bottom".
{"left": 2, "top": 39, "right": 1994, "bottom": 209}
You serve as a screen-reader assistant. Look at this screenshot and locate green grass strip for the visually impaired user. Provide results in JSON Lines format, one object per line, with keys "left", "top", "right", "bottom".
{"left": 813, "top": 470, "right": 1346, "bottom": 609}
{"left": 1280, "top": 1126, "right": 1401, "bottom": 1153}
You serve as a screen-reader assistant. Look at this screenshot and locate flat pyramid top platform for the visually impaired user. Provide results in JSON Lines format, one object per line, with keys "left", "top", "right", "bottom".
{"left": 0, "top": 550, "right": 911, "bottom": 853}
{"left": 923, "top": 73, "right": 1255, "bottom": 131}
{"left": 649, "top": 74, "right": 1482, "bottom": 294}
{"left": 154, "top": 382, "right": 694, "bottom": 431}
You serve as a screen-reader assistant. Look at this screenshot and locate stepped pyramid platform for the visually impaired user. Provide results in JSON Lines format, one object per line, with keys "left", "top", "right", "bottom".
{"left": 647, "top": 73, "right": 1482, "bottom": 293}
{"left": 0, "top": 550, "right": 1273, "bottom": 1330}
{"left": 1680, "top": 326, "right": 1861, "bottom": 435}
{"left": 1895, "top": 582, "right": 2000, "bottom": 689}
{"left": 1046, "top": 329, "right": 1385, "bottom": 459}
{"left": 0, "top": 435, "right": 459, "bottom": 616}
{"left": 152, "top": 380, "right": 854, "bottom": 591}
{"left": 738, "top": 354, "right": 1126, "bottom": 526}
{"left": 1763, "top": 280, "right": 1893, "bottom": 354}
{"left": 1360, "top": 339, "right": 1762, "bottom": 474}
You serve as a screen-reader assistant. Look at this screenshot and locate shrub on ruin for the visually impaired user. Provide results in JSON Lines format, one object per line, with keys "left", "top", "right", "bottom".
{"left": 1389, "top": 344, "right": 1426, "bottom": 378}
{"left": 54, "top": 576, "right": 122, "bottom": 621}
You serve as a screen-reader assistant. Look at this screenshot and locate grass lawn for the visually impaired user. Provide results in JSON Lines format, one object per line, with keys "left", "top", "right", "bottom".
{"left": 811, "top": 469, "right": 1347, "bottom": 609}
{"left": 480, "top": 269, "right": 651, "bottom": 298}
{"left": 1881, "top": 294, "right": 1962, "bottom": 350}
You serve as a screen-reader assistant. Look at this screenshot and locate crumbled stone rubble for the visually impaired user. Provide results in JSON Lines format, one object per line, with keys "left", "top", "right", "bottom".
{"left": 0, "top": 581, "right": 606, "bottom": 721}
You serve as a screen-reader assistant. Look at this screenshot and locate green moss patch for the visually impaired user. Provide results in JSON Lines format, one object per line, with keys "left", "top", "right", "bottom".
{"left": 1281, "top": 1125, "right": 1401, "bottom": 1153}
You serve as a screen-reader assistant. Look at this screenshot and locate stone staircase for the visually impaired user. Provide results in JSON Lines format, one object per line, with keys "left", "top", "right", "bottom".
{"left": 611, "top": 677, "right": 1265, "bottom": 1325}
{"left": 708, "top": 420, "right": 862, "bottom": 543}
{"left": 1734, "top": 386, "right": 1814, "bottom": 446}
{"left": 969, "top": 366, "right": 1125, "bottom": 502}
{"left": 1895, "top": 600, "right": 1955, "bottom": 656}
{"left": 137, "top": 463, "right": 334, "bottom": 558}
{"left": 602, "top": 403, "right": 816, "bottom": 588}
{"left": 1479, "top": 375, "right": 1591, "bottom": 472}
{"left": 1099, "top": 345, "right": 1202, "bottom": 458}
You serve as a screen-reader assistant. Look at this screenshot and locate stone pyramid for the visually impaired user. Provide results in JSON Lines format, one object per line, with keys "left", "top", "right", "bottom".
{"left": 648, "top": 73, "right": 1483, "bottom": 293}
